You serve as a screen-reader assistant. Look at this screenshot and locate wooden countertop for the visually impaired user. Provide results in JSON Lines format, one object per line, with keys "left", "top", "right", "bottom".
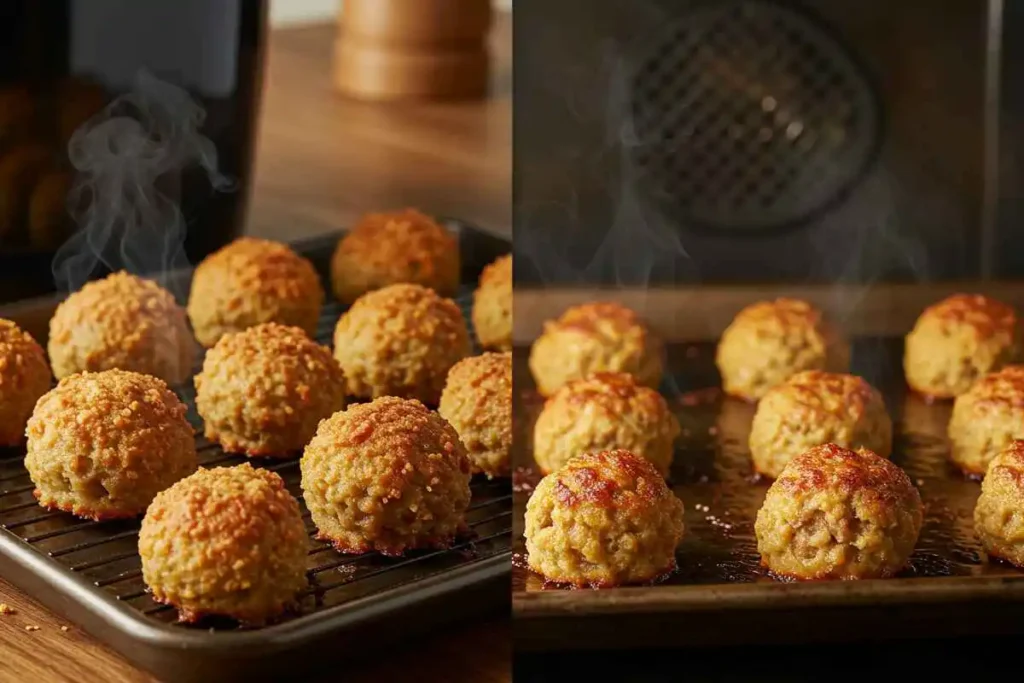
{"left": 0, "top": 15, "right": 511, "bottom": 683}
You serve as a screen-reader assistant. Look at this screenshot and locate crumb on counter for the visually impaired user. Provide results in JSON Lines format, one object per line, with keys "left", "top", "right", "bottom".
{"left": 24, "top": 625, "right": 39, "bottom": 632}
{"left": 0, "top": 604, "right": 14, "bottom": 615}
{"left": 60, "top": 625, "right": 69, "bottom": 632}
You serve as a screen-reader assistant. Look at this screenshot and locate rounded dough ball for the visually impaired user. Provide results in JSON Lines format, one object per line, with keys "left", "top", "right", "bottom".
{"left": 716, "top": 298, "right": 849, "bottom": 401}
{"left": 948, "top": 365, "right": 1024, "bottom": 476}
{"left": 755, "top": 444, "right": 923, "bottom": 580}
{"left": 300, "top": 396, "right": 472, "bottom": 556}
{"left": 188, "top": 237, "right": 324, "bottom": 348}
{"left": 904, "top": 293, "right": 1022, "bottom": 399}
{"left": 472, "top": 253, "right": 512, "bottom": 351}
{"left": 533, "top": 372, "right": 679, "bottom": 477}
{"left": 48, "top": 271, "right": 195, "bottom": 385}
{"left": 525, "top": 449, "right": 685, "bottom": 587}
{"left": 0, "top": 319, "right": 51, "bottom": 446}
{"left": 330, "top": 208, "right": 459, "bottom": 305}
{"left": 139, "top": 463, "right": 309, "bottom": 624}
{"left": 749, "top": 370, "right": 892, "bottom": 479}
{"left": 25, "top": 369, "right": 197, "bottom": 520}
{"left": 195, "top": 323, "right": 346, "bottom": 457}
{"left": 974, "top": 440, "right": 1024, "bottom": 568}
{"left": 438, "top": 352, "right": 512, "bottom": 478}
{"left": 528, "top": 301, "right": 663, "bottom": 398}
{"left": 333, "top": 283, "right": 470, "bottom": 405}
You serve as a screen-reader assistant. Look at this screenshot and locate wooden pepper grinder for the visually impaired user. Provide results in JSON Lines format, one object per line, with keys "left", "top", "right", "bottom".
{"left": 333, "top": 0, "right": 492, "bottom": 101}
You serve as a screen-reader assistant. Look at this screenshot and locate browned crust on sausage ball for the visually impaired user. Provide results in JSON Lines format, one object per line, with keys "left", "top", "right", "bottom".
{"left": 974, "top": 440, "right": 1024, "bottom": 568}
{"left": 472, "top": 254, "right": 512, "bottom": 351}
{"left": 528, "top": 302, "right": 664, "bottom": 397}
{"left": 949, "top": 365, "right": 1024, "bottom": 476}
{"left": 194, "top": 323, "right": 346, "bottom": 457}
{"left": 333, "top": 283, "right": 470, "bottom": 405}
{"left": 300, "top": 396, "right": 472, "bottom": 556}
{"left": 438, "top": 352, "right": 512, "bottom": 479}
{"left": 48, "top": 272, "right": 195, "bottom": 385}
{"left": 0, "top": 319, "right": 51, "bottom": 446}
{"left": 330, "top": 208, "right": 460, "bottom": 305}
{"left": 188, "top": 237, "right": 324, "bottom": 348}
{"left": 905, "top": 294, "right": 1022, "bottom": 399}
{"left": 139, "top": 463, "right": 309, "bottom": 624}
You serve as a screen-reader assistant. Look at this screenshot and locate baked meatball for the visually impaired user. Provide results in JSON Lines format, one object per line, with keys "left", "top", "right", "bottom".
{"left": 716, "top": 298, "right": 849, "bottom": 401}
{"left": 25, "top": 369, "right": 197, "bottom": 520}
{"left": 755, "top": 444, "right": 923, "bottom": 580}
{"left": 188, "top": 237, "right": 324, "bottom": 348}
{"left": 533, "top": 372, "right": 680, "bottom": 477}
{"left": 330, "top": 208, "right": 459, "bottom": 305}
{"left": 472, "top": 254, "right": 512, "bottom": 351}
{"left": 905, "top": 293, "right": 1022, "bottom": 399}
{"left": 139, "top": 463, "right": 308, "bottom": 624}
{"left": 528, "top": 302, "right": 663, "bottom": 397}
{"left": 524, "top": 449, "right": 685, "bottom": 587}
{"left": 974, "top": 440, "right": 1024, "bottom": 568}
{"left": 333, "top": 283, "right": 470, "bottom": 405}
{"left": 300, "top": 396, "right": 472, "bottom": 556}
{"left": 0, "top": 319, "right": 51, "bottom": 446}
{"left": 48, "top": 271, "right": 194, "bottom": 386}
{"left": 438, "top": 352, "right": 512, "bottom": 478}
{"left": 748, "top": 371, "right": 892, "bottom": 479}
{"left": 948, "top": 365, "right": 1024, "bottom": 476}
{"left": 195, "top": 323, "right": 346, "bottom": 457}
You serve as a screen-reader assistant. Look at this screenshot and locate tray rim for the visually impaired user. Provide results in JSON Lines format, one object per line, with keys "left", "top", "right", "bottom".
{"left": 0, "top": 219, "right": 512, "bottom": 665}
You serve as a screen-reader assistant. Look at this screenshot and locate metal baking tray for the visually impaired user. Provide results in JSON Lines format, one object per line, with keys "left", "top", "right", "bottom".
{"left": 513, "top": 335, "right": 1024, "bottom": 650}
{"left": 0, "top": 220, "right": 512, "bottom": 683}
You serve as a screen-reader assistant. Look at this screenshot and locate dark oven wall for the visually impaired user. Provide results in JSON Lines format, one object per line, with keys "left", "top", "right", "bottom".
{"left": 514, "top": 0, "right": 997, "bottom": 286}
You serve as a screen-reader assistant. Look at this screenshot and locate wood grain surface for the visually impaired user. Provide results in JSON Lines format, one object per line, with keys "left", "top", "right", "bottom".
{"left": 0, "top": 15, "right": 511, "bottom": 683}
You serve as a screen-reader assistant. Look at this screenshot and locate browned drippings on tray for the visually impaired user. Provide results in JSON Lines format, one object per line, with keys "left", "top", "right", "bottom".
{"left": 512, "top": 340, "right": 1021, "bottom": 592}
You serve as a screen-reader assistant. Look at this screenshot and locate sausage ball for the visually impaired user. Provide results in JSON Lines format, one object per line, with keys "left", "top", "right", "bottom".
{"left": 188, "top": 237, "right": 324, "bottom": 348}
{"left": 300, "top": 396, "right": 472, "bottom": 556}
{"left": 533, "top": 372, "right": 680, "bottom": 477}
{"left": 948, "top": 365, "right": 1024, "bottom": 476}
{"left": 755, "top": 444, "right": 923, "bottom": 580}
{"left": 0, "top": 319, "right": 51, "bottom": 446}
{"left": 716, "top": 298, "right": 849, "bottom": 401}
{"left": 472, "top": 253, "right": 512, "bottom": 351}
{"left": 974, "top": 440, "right": 1024, "bottom": 568}
{"left": 904, "top": 293, "right": 1022, "bottom": 399}
{"left": 524, "top": 449, "right": 685, "bottom": 587}
{"left": 195, "top": 323, "right": 346, "bottom": 457}
{"left": 333, "top": 283, "right": 470, "bottom": 405}
{"left": 438, "top": 352, "right": 512, "bottom": 479}
{"left": 748, "top": 371, "right": 892, "bottom": 479}
{"left": 139, "top": 463, "right": 309, "bottom": 624}
{"left": 330, "top": 208, "right": 459, "bottom": 305}
{"left": 25, "top": 369, "right": 197, "bottom": 520}
{"left": 528, "top": 302, "right": 663, "bottom": 397}
{"left": 48, "top": 271, "right": 195, "bottom": 386}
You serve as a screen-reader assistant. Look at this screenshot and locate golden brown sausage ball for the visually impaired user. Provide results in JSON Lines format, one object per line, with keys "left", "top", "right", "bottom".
{"left": 528, "top": 302, "right": 663, "bottom": 397}
{"left": 333, "top": 283, "right": 470, "bottom": 405}
{"left": 524, "top": 449, "right": 685, "bottom": 587}
{"left": 0, "top": 319, "right": 50, "bottom": 446}
{"left": 974, "top": 440, "right": 1024, "bottom": 568}
{"left": 300, "top": 396, "right": 472, "bottom": 556}
{"left": 533, "top": 372, "right": 679, "bottom": 477}
{"left": 48, "top": 271, "right": 195, "bottom": 386}
{"left": 472, "top": 253, "right": 511, "bottom": 351}
{"left": 716, "top": 298, "right": 849, "bottom": 401}
{"left": 748, "top": 371, "right": 892, "bottom": 479}
{"left": 195, "top": 323, "right": 346, "bottom": 457}
{"left": 139, "top": 463, "right": 308, "bottom": 624}
{"left": 755, "top": 444, "right": 923, "bottom": 580}
{"left": 438, "top": 352, "right": 512, "bottom": 479}
{"left": 948, "top": 365, "right": 1024, "bottom": 476}
{"left": 188, "top": 237, "right": 324, "bottom": 348}
{"left": 25, "top": 369, "right": 197, "bottom": 520}
{"left": 904, "top": 294, "right": 1022, "bottom": 399}
{"left": 330, "top": 208, "right": 459, "bottom": 305}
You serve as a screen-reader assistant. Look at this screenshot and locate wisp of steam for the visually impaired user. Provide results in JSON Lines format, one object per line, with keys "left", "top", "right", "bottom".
{"left": 52, "top": 69, "right": 233, "bottom": 294}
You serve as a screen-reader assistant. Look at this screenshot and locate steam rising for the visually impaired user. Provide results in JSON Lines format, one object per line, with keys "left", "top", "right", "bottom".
{"left": 52, "top": 70, "right": 232, "bottom": 293}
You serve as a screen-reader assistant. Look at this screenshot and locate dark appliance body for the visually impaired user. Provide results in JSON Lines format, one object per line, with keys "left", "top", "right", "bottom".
{"left": 514, "top": 0, "right": 1024, "bottom": 286}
